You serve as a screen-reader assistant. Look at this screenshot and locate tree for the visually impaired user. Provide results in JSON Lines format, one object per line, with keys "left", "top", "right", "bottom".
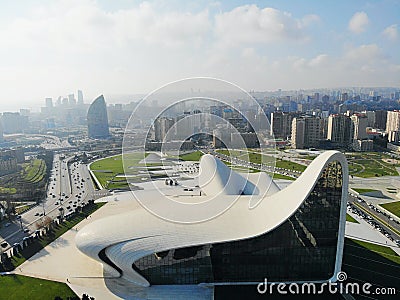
{"left": 43, "top": 216, "right": 52, "bottom": 230}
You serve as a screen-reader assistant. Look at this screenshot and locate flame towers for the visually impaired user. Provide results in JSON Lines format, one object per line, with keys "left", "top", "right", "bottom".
{"left": 87, "top": 95, "right": 109, "bottom": 139}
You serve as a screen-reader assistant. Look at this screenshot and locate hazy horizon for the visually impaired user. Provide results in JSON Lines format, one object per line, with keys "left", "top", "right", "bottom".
{"left": 0, "top": 0, "right": 399, "bottom": 112}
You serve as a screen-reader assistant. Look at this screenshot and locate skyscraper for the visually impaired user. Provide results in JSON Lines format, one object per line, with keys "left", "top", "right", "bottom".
{"left": 45, "top": 97, "right": 53, "bottom": 108}
{"left": 327, "top": 114, "right": 353, "bottom": 146}
{"left": 87, "top": 95, "right": 110, "bottom": 139}
{"left": 291, "top": 116, "right": 323, "bottom": 149}
{"left": 0, "top": 116, "right": 3, "bottom": 143}
{"left": 77, "top": 90, "right": 84, "bottom": 105}
{"left": 350, "top": 114, "right": 368, "bottom": 140}
{"left": 68, "top": 94, "right": 76, "bottom": 106}
{"left": 374, "top": 110, "right": 387, "bottom": 130}
{"left": 386, "top": 111, "right": 400, "bottom": 132}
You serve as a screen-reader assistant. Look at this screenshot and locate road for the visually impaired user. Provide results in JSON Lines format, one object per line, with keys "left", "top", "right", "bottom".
{"left": 348, "top": 194, "right": 400, "bottom": 243}
{"left": 0, "top": 152, "right": 99, "bottom": 253}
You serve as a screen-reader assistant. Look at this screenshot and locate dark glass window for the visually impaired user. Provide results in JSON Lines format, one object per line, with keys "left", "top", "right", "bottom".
{"left": 134, "top": 161, "right": 343, "bottom": 285}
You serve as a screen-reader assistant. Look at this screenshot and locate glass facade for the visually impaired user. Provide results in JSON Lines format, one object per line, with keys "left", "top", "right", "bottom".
{"left": 133, "top": 161, "right": 344, "bottom": 285}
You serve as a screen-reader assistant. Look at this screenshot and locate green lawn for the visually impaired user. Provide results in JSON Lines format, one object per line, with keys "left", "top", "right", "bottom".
{"left": 351, "top": 239, "right": 400, "bottom": 264}
{"left": 23, "top": 159, "right": 46, "bottom": 183}
{"left": 347, "top": 152, "right": 399, "bottom": 178}
{"left": 346, "top": 214, "right": 358, "bottom": 223}
{"left": 180, "top": 151, "right": 204, "bottom": 161}
{"left": 269, "top": 173, "right": 295, "bottom": 180}
{"left": 15, "top": 204, "right": 36, "bottom": 215}
{"left": 0, "top": 275, "right": 77, "bottom": 300}
{"left": 0, "top": 187, "right": 17, "bottom": 194}
{"left": 381, "top": 201, "right": 400, "bottom": 218}
{"left": 352, "top": 188, "right": 379, "bottom": 194}
{"left": 275, "top": 159, "right": 307, "bottom": 172}
{"left": 90, "top": 153, "right": 147, "bottom": 188}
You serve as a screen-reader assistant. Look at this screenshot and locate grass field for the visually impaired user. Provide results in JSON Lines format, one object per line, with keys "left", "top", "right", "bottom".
{"left": 15, "top": 203, "right": 36, "bottom": 215}
{"left": 90, "top": 153, "right": 147, "bottom": 189}
{"left": 347, "top": 152, "right": 399, "bottom": 178}
{"left": 275, "top": 159, "right": 306, "bottom": 172}
{"left": 23, "top": 159, "right": 46, "bottom": 183}
{"left": 268, "top": 173, "right": 295, "bottom": 180}
{"left": 180, "top": 151, "right": 203, "bottom": 161}
{"left": 346, "top": 214, "right": 359, "bottom": 223}
{"left": 24, "top": 159, "right": 46, "bottom": 182}
{"left": 0, "top": 275, "right": 76, "bottom": 300}
{"left": 0, "top": 187, "right": 17, "bottom": 194}
{"left": 352, "top": 188, "right": 379, "bottom": 194}
{"left": 381, "top": 201, "right": 400, "bottom": 218}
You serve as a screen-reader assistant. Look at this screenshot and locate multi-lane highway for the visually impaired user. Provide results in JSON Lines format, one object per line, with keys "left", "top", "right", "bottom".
{"left": 348, "top": 193, "right": 400, "bottom": 244}
{"left": 0, "top": 152, "right": 98, "bottom": 253}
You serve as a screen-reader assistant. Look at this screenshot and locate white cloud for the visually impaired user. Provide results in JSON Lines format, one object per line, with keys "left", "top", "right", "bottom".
{"left": 344, "top": 44, "right": 383, "bottom": 62}
{"left": 308, "top": 54, "right": 329, "bottom": 67}
{"left": 214, "top": 4, "right": 316, "bottom": 45}
{"left": 382, "top": 24, "right": 398, "bottom": 41}
{"left": 348, "top": 11, "right": 369, "bottom": 34}
{"left": 0, "top": 0, "right": 211, "bottom": 52}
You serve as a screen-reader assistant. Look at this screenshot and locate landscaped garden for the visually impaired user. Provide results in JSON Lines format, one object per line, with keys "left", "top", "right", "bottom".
{"left": 347, "top": 152, "right": 400, "bottom": 178}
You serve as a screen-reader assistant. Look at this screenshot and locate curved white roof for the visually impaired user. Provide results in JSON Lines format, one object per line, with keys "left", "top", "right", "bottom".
{"left": 75, "top": 150, "right": 348, "bottom": 287}
{"left": 198, "top": 154, "right": 279, "bottom": 196}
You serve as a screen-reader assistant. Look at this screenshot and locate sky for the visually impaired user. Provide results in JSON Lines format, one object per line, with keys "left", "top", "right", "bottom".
{"left": 0, "top": 0, "right": 399, "bottom": 112}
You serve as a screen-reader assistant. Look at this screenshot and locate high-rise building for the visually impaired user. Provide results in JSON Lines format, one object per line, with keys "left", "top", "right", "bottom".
{"left": 270, "top": 111, "right": 300, "bottom": 140}
{"left": 339, "top": 92, "right": 348, "bottom": 102}
{"left": 62, "top": 97, "right": 68, "bottom": 106}
{"left": 386, "top": 111, "right": 400, "bottom": 133}
{"left": 362, "top": 111, "right": 375, "bottom": 127}
{"left": 327, "top": 114, "right": 353, "bottom": 146}
{"left": 87, "top": 95, "right": 110, "bottom": 139}
{"left": 291, "top": 116, "right": 323, "bottom": 149}
{"left": 154, "top": 117, "right": 175, "bottom": 142}
{"left": 68, "top": 94, "right": 76, "bottom": 106}
{"left": 0, "top": 117, "right": 3, "bottom": 142}
{"left": 374, "top": 110, "right": 387, "bottom": 130}
{"left": 45, "top": 97, "right": 53, "bottom": 108}
{"left": 1, "top": 112, "right": 28, "bottom": 134}
{"left": 77, "top": 90, "right": 84, "bottom": 105}
{"left": 350, "top": 114, "right": 368, "bottom": 140}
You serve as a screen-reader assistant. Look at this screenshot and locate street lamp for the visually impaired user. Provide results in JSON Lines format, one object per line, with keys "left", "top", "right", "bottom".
{"left": 16, "top": 215, "right": 23, "bottom": 230}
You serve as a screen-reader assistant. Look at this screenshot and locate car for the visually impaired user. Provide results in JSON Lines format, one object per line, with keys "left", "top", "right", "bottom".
{"left": 35, "top": 212, "right": 39, "bottom": 216}
{"left": 5, "top": 223, "right": 11, "bottom": 227}
{"left": 24, "top": 229, "right": 29, "bottom": 233}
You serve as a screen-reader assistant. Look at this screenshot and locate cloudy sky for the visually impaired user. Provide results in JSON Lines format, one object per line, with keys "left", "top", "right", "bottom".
{"left": 0, "top": 0, "right": 399, "bottom": 111}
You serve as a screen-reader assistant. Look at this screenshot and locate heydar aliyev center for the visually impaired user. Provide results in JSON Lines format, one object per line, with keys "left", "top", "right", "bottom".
{"left": 76, "top": 150, "right": 348, "bottom": 299}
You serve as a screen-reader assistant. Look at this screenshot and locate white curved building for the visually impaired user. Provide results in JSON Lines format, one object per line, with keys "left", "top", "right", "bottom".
{"left": 76, "top": 150, "right": 348, "bottom": 298}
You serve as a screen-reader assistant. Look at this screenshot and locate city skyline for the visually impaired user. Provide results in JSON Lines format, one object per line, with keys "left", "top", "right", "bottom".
{"left": 0, "top": 0, "right": 399, "bottom": 112}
